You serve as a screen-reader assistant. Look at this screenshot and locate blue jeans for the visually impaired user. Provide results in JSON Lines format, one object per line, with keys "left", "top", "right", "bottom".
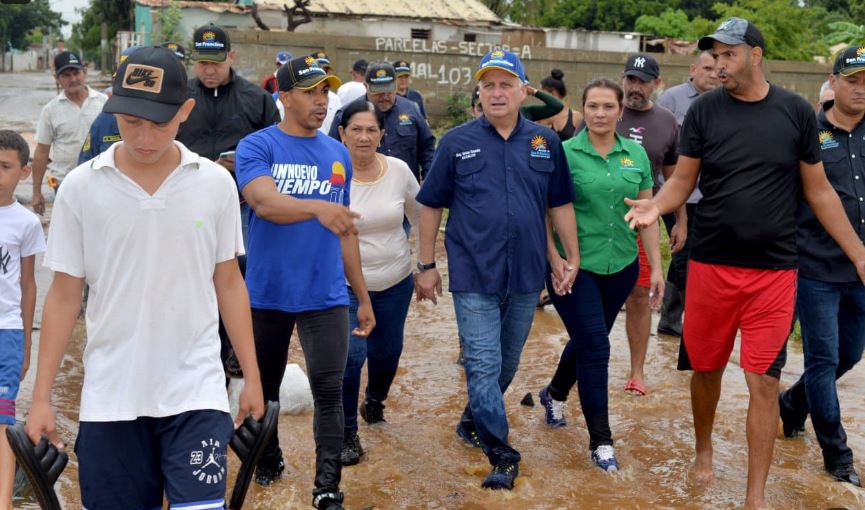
{"left": 343, "top": 274, "right": 414, "bottom": 433}
{"left": 546, "top": 260, "right": 639, "bottom": 449}
{"left": 780, "top": 275, "right": 865, "bottom": 469}
{"left": 453, "top": 290, "right": 537, "bottom": 466}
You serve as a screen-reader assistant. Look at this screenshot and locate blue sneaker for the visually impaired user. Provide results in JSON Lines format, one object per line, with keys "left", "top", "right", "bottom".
{"left": 539, "top": 386, "right": 566, "bottom": 428}
{"left": 591, "top": 445, "right": 619, "bottom": 473}
{"left": 456, "top": 423, "right": 484, "bottom": 449}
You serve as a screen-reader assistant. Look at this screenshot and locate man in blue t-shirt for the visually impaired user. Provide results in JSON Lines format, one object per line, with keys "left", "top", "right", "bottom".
{"left": 235, "top": 56, "right": 375, "bottom": 510}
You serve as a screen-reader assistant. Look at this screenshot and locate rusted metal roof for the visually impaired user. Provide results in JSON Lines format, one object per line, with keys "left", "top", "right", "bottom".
{"left": 259, "top": 0, "right": 501, "bottom": 24}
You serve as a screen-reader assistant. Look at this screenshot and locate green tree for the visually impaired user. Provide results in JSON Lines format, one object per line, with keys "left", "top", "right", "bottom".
{"left": 825, "top": 20, "right": 865, "bottom": 46}
{"left": 539, "top": 0, "right": 679, "bottom": 31}
{"left": 70, "top": 0, "right": 133, "bottom": 64}
{"left": 711, "top": 0, "right": 834, "bottom": 60}
{"left": 635, "top": 9, "right": 697, "bottom": 38}
{"left": 154, "top": 0, "right": 184, "bottom": 45}
{"left": 0, "top": 0, "right": 64, "bottom": 51}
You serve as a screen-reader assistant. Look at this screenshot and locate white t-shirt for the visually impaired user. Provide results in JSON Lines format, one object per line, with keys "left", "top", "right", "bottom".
{"left": 44, "top": 142, "right": 244, "bottom": 421}
{"left": 350, "top": 156, "right": 420, "bottom": 291}
{"left": 337, "top": 81, "right": 366, "bottom": 106}
{"left": 0, "top": 202, "right": 46, "bottom": 329}
{"left": 35, "top": 87, "right": 107, "bottom": 180}
{"left": 276, "top": 91, "right": 342, "bottom": 135}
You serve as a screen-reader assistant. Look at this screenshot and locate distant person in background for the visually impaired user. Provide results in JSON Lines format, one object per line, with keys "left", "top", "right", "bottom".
{"left": 49, "top": 40, "right": 65, "bottom": 71}
{"left": 313, "top": 51, "right": 343, "bottom": 133}
{"left": 262, "top": 50, "right": 292, "bottom": 94}
{"left": 32, "top": 50, "right": 107, "bottom": 214}
{"left": 818, "top": 79, "right": 834, "bottom": 111}
{"left": 337, "top": 59, "right": 368, "bottom": 106}
{"left": 534, "top": 69, "right": 583, "bottom": 141}
{"left": 393, "top": 60, "right": 427, "bottom": 119}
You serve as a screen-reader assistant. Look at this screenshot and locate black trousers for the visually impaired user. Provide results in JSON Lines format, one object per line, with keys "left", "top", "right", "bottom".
{"left": 251, "top": 306, "right": 349, "bottom": 496}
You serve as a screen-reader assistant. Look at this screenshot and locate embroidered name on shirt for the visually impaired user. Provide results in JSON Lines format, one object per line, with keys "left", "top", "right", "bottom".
{"left": 456, "top": 149, "right": 481, "bottom": 160}
{"left": 530, "top": 135, "right": 551, "bottom": 159}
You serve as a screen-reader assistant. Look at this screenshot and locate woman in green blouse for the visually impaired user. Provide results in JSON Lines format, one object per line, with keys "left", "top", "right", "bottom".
{"left": 538, "top": 79, "right": 664, "bottom": 473}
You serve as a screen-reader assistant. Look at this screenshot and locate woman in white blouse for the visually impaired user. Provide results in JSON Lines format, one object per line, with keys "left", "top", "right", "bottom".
{"left": 337, "top": 100, "right": 420, "bottom": 466}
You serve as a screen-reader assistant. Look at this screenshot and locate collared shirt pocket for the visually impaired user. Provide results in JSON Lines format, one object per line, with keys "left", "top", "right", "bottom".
{"left": 621, "top": 168, "right": 643, "bottom": 196}
{"left": 455, "top": 156, "right": 485, "bottom": 196}
{"left": 571, "top": 170, "right": 596, "bottom": 201}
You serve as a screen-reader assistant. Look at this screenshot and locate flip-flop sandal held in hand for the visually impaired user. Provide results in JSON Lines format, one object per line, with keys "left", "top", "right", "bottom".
{"left": 229, "top": 401, "right": 280, "bottom": 510}
{"left": 5, "top": 424, "right": 68, "bottom": 510}
{"left": 624, "top": 379, "right": 648, "bottom": 396}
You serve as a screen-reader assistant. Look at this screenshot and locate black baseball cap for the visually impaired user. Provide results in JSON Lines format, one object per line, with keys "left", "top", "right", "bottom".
{"left": 393, "top": 60, "right": 411, "bottom": 76}
{"left": 833, "top": 45, "right": 865, "bottom": 76}
{"left": 277, "top": 55, "right": 342, "bottom": 91}
{"left": 352, "top": 59, "right": 368, "bottom": 74}
{"left": 365, "top": 62, "right": 396, "bottom": 93}
{"left": 54, "top": 51, "right": 84, "bottom": 75}
{"left": 103, "top": 46, "right": 189, "bottom": 123}
{"left": 698, "top": 17, "right": 765, "bottom": 51}
{"left": 624, "top": 54, "right": 660, "bottom": 81}
{"left": 191, "top": 24, "right": 230, "bottom": 62}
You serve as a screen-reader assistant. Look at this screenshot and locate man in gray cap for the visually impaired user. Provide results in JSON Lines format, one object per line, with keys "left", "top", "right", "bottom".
{"left": 625, "top": 18, "right": 865, "bottom": 508}
{"left": 328, "top": 61, "right": 435, "bottom": 181}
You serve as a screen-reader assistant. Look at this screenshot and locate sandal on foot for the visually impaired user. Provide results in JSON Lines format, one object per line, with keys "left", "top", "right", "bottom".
{"left": 5, "top": 423, "right": 68, "bottom": 510}
{"left": 624, "top": 379, "right": 647, "bottom": 396}
{"left": 229, "top": 400, "right": 280, "bottom": 509}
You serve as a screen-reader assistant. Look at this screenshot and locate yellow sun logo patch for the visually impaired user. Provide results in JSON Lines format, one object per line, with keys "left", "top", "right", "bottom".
{"left": 858, "top": 47, "right": 865, "bottom": 57}
{"left": 818, "top": 131, "right": 834, "bottom": 145}
{"left": 376, "top": 69, "right": 387, "bottom": 78}
{"left": 304, "top": 56, "right": 316, "bottom": 66}
{"left": 399, "top": 114, "right": 409, "bottom": 121}
{"left": 491, "top": 50, "right": 506, "bottom": 59}
{"left": 620, "top": 157, "right": 635, "bottom": 167}
{"left": 202, "top": 31, "right": 216, "bottom": 42}
{"left": 531, "top": 135, "right": 547, "bottom": 152}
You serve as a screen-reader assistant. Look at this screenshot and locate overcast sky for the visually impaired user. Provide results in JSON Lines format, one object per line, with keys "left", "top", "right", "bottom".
{"left": 51, "top": 0, "right": 89, "bottom": 38}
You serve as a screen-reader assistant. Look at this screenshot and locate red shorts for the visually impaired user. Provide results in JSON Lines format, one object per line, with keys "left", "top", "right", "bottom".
{"left": 635, "top": 237, "right": 651, "bottom": 289}
{"left": 682, "top": 261, "right": 795, "bottom": 377}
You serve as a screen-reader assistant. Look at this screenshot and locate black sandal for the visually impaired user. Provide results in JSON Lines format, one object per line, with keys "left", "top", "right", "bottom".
{"left": 5, "top": 424, "right": 68, "bottom": 510}
{"left": 228, "top": 400, "right": 279, "bottom": 509}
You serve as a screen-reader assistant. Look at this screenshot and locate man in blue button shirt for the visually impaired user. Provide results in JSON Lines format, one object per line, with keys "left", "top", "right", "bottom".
{"left": 415, "top": 50, "right": 579, "bottom": 490}
{"left": 329, "top": 61, "right": 435, "bottom": 181}
{"left": 779, "top": 45, "right": 865, "bottom": 487}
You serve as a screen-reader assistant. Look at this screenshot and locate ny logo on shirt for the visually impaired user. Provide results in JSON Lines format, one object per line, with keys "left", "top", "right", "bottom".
{"left": 0, "top": 245, "right": 10, "bottom": 275}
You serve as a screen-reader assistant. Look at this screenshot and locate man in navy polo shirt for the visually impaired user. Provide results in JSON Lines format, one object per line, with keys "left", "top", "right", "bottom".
{"left": 415, "top": 49, "right": 579, "bottom": 490}
{"left": 329, "top": 61, "right": 435, "bottom": 181}
{"left": 779, "top": 45, "right": 865, "bottom": 487}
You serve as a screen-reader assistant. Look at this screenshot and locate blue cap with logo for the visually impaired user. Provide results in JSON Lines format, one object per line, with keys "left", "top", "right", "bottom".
{"left": 276, "top": 50, "right": 292, "bottom": 65}
{"left": 475, "top": 49, "right": 526, "bottom": 82}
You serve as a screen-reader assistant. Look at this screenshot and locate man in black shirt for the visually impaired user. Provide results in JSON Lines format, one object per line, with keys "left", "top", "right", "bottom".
{"left": 779, "top": 46, "right": 865, "bottom": 487}
{"left": 626, "top": 19, "right": 865, "bottom": 508}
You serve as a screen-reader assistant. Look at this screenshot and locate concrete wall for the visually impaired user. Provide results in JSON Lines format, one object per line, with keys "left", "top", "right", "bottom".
{"left": 228, "top": 30, "right": 832, "bottom": 127}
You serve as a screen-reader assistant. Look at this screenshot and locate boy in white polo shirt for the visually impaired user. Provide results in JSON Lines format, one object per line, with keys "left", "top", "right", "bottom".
{"left": 24, "top": 46, "right": 265, "bottom": 510}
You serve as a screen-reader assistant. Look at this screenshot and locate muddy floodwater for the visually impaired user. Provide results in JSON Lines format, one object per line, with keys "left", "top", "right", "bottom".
{"left": 16, "top": 252, "right": 865, "bottom": 510}
{"left": 5, "top": 71, "right": 864, "bottom": 509}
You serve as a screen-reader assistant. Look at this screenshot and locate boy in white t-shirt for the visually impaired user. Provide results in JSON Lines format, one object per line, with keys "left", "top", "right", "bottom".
{"left": 24, "top": 47, "right": 265, "bottom": 509}
{"left": 0, "top": 130, "right": 46, "bottom": 508}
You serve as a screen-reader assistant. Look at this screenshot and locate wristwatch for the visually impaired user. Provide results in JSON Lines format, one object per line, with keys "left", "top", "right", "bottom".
{"left": 417, "top": 261, "right": 436, "bottom": 272}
